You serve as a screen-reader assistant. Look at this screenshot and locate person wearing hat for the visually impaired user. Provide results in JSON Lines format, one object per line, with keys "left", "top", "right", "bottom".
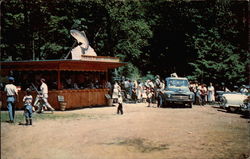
{"left": 40, "top": 78, "right": 55, "bottom": 113}
{"left": 23, "top": 88, "right": 33, "bottom": 125}
{"left": 4, "top": 77, "right": 18, "bottom": 123}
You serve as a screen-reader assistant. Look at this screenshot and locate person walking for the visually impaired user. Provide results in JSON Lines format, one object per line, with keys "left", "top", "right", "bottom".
{"left": 40, "top": 78, "right": 55, "bottom": 113}
{"left": 23, "top": 88, "right": 33, "bottom": 125}
{"left": 112, "top": 81, "right": 121, "bottom": 103}
{"left": 4, "top": 77, "right": 18, "bottom": 123}
{"left": 117, "top": 94, "right": 123, "bottom": 115}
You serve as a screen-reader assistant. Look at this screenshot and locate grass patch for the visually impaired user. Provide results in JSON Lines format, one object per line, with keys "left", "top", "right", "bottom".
{"left": 0, "top": 111, "right": 111, "bottom": 123}
{"left": 106, "top": 138, "right": 169, "bottom": 153}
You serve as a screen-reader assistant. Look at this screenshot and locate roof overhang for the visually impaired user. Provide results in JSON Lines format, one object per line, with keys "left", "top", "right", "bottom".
{"left": 0, "top": 58, "right": 126, "bottom": 72}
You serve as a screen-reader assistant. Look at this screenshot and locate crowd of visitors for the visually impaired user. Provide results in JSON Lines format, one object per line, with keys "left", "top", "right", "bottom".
{"left": 189, "top": 82, "right": 216, "bottom": 106}
{"left": 111, "top": 75, "right": 249, "bottom": 108}
{"left": 111, "top": 75, "right": 166, "bottom": 108}
{"left": 3, "top": 73, "right": 249, "bottom": 122}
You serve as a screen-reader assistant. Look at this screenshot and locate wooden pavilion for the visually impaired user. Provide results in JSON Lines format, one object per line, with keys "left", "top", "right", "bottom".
{"left": 0, "top": 56, "right": 125, "bottom": 110}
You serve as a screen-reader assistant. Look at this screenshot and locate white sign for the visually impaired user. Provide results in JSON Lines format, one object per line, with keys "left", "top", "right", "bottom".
{"left": 58, "top": 96, "right": 64, "bottom": 102}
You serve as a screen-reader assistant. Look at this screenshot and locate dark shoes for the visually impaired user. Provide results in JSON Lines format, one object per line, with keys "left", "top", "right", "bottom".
{"left": 25, "top": 119, "right": 32, "bottom": 126}
{"left": 6, "top": 120, "right": 14, "bottom": 123}
{"left": 25, "top": 119, "right": 29, "bottom": 126}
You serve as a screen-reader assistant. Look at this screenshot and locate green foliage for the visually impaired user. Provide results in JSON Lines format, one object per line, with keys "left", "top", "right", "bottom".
{"left": 104, "top": 1, "right": 153, "bottom": 62}
{"left": 141, "top": 71, "right": 155, "bottom": 82}
{"left": 116, "top": 62, "right": 142, "bottom": 81}
{"left": 185, "top": 1, "right": 248, "bottom": 85}
{"left": 0, "top": 0, "right": 248, "bottom": 86}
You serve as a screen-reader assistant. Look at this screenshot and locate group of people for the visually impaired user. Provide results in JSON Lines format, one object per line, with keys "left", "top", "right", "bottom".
{"left": 63, "top": 77, "right": 107, "bottom": 90}
{"left": 4, "top": 74, "right": 248, "bottom": 121}
{"left": 189, "top": 82, "right": 216, "bottom": 106}
{"left": 190, "top": 82, "right": 249, "bottom": 106}
{"left": 111, "top": 75, "right": 166, "bottom": 114}
{"left": 4, "top": 77, "right": 55, "bottom": 125}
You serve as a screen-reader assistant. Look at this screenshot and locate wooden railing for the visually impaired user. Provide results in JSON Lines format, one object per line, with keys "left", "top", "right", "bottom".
{"left": 0, "top": 89, "right": 110, "bottom": 110}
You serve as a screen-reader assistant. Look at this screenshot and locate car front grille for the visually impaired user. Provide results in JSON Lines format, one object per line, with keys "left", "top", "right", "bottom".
{"left": 172, "top": 95, "right": 189, "bottom": 100}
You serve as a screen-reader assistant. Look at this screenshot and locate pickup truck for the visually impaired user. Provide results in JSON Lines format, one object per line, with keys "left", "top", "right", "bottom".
{"left": 160, "top": 77, "right": 194, "bottom": 108}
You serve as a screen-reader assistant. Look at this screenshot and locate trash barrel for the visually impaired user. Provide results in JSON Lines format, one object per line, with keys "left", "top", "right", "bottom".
{"left": 60, "top": 101, "right": 67, "bottom": 111}
{"left": 105, "top": 94, "right": 113, "bottom": 106}
{"left": 107, "top": 98, "right": 113, "bottom": 106}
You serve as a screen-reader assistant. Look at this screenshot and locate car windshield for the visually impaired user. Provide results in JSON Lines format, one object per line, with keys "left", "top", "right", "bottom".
{"left": 167, "top": 79, "right": 189, "bottom": 88}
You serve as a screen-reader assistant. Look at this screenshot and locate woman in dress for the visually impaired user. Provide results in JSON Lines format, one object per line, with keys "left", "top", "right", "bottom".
{"left": 207, "top": 82, "right": 215, "bottom": 104}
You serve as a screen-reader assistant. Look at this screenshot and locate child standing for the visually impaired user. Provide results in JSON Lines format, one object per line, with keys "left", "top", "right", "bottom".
{"left": 146, "top": 88, "right": 154, "bottom": 107}
{"left": 23, "top": 88, "right": 33, "bottom": 125}
{"left": 117, "top": 94, "right": 123, "bottom": 115}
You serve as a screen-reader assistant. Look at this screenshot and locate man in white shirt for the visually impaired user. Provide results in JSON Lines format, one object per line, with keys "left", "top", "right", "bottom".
{"left": 4, "top": 77, "right": 18, "bottom": 123}
{"left": 40, "top": 78, "right": 55, "bottom": 113}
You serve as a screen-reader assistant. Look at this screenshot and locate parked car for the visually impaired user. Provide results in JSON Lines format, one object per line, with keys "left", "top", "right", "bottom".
{"left": 220, "top": 92, "right": 248, "bottom": 112}
{"left": 160, "top": 77, "right": 194, "bottom": 108}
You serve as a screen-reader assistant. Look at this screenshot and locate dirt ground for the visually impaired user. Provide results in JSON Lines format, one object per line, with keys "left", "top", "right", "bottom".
{"left": 1, "top": 103, "right": 250, "bottom": 159}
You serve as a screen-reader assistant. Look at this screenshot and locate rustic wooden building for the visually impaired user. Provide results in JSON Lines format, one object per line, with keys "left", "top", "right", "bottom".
{"left": 0, "top": 56, "right": 125, "bottom": 110}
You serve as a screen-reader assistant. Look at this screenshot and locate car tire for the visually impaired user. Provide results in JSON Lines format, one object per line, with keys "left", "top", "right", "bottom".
{"left": 220, "top": 96, "right": 227, "bottom": 108}
{"left": 226, "top": 107, "right": 238, "bottom": 113}
{"left": 188, "top": 102, "right": 193, "bottom": 108}
{"left": 165, "top": 102, "right": 170, "bottom": 107}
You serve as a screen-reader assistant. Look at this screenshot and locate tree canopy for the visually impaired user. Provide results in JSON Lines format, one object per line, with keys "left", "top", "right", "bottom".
{"left": 0, "top": 0, "right": 249, "bottom": 87}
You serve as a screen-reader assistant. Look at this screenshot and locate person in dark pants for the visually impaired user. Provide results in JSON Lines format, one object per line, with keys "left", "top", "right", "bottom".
{"left": 157, "top": 80, "right": 165, "bottom": 108}
{"left": 200, "top": 84, "right": 207, "bottom": 106}
{"left": 155, "top": 75, "right": 161, "bottom": 106}
{"left": 117, "top": 95, "right": 123, "bottom": 115}
{"left": 4, "top": 77, "right": 18, "bottom": 123}
{"left": 23, "top": 88, "right": 33, "bottom": 125}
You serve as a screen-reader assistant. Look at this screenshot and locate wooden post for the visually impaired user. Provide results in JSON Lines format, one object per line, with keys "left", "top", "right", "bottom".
{"left": 106, "top": 70, "right": 108, "bottom": 82}
{"left": 57, "top": 70, "right": 62, "bottom": 90}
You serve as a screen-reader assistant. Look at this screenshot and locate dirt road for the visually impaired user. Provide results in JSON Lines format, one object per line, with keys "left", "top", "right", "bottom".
{"left": 1, "top": 103, "right": 250, "bottom": 159}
